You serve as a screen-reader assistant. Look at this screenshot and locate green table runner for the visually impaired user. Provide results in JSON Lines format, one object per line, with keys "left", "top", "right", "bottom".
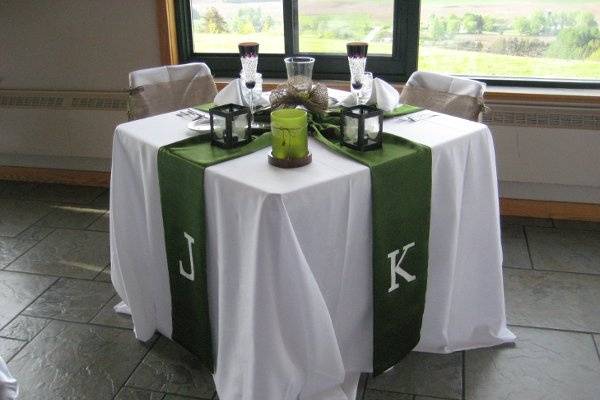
{"left": 157, "top": 133, "right": 272, "bottom": 372}
{"left": 313, "top": 129, "right": 432, "bottom": 375}
{"left": 384, "top": 104, "right": 422, "bottom": 118}
{"left": 195, "top": 103, "right": 214, "bottom": 111}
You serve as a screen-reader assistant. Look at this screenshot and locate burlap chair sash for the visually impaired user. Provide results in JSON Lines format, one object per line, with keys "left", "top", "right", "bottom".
{"left": 399, "top": 85, "right": 485, "bottom": 122}
{"left": 129, "top": 74, "right": 217, "bottom": 120}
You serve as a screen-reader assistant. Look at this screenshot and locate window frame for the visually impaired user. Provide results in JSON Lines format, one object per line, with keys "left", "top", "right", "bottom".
{"left": 175, "top": 0, "right": 418, "bottom": 82}
{"left": 175, "top": 0, "right": 600, "bottom": 88}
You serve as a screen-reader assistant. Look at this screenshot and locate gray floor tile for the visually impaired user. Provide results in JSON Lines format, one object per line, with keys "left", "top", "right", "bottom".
{"left": 163, "top": 395, "right": 205, "bottom": 400}
{"left": 7, "top": 320, "right": 150, "bottom": 400}
{"left": 504, "top": 268, "right": 600, "bottom": 333}
{"left": 115, "top": 387, "right": 165, "bottom": 400}
{"left": 21, "top": 183, "right": 106, "bottom": 204}
{"left": 595, "top": 335, "right": 600, "bottom": 355}
{"left": 0, "top": 198, "right": 51, "bottom": 237}
{"left": 502, "top": 226, "right": 531, "bottom": 269}
{"left": 415, "top": 397, "right": 453, "bottom": 400}
{"left": 127, "top": 336, "right": 215, "bottom": 399}
{"left": 553, "top": 219, "right": 600, "bottom": 232}
{"left": 88, "top": 211, "right": 109, "bottom": 232}
{"left": 0, "top": 226, "right": 53, "bottom": 268}
{"left": 95, "top": 264, "right": 112, "bottom": 282}
{"left": 0, "top": 270, "right": 57, "bottom": 328}
{"left": 501, "top": 216, "right": 553, "bottom": 227}
{"left": 0, "top": 337, "right": 25, "bottom": 361}
{"left": 367, "top": 352, "right": 462, "bottom": 399}
{"left": 526, "top": 227, "right": 600, "bottom": 274}
{"left": 465, "top": 326, "right": 600, "bottom": 400}
{"left": 7, "top": 228, "right": 110, "bottom": 279}
{"left": 91, "top": 295, "right": 133, "bottom": 329}
{"left": 0, "top": 315, "right": 50, "bottom": 341}
{"left": 363, "top": 389, "right": 412, "bottom": 400}
{"left": 91, "top": 189, "right": 110, "bottom": 209}
{"left": 36, "top": 203, "right": 106, "bottom": 229}
{"left": 23, "top": 278, "right": 115, "bottom": 322}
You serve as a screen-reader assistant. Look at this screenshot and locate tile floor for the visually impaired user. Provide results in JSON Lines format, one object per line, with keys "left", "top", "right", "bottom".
{"left": 0, "top": 181, "right": 599, "bottom": 400}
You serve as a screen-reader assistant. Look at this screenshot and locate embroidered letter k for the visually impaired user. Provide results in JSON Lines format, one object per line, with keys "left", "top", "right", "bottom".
{"left": 387, "top": 242, "right": 416, "bottom": 293}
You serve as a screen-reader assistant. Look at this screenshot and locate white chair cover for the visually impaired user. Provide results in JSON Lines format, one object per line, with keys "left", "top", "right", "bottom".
{"left": 399, "top": 71, "right": 486, "bottom": 121}
{"left": 128, "top": 63, "right": 218, "bottom": 120}
{"left": 0, "top": 356, "right": 18, "bottom": 400}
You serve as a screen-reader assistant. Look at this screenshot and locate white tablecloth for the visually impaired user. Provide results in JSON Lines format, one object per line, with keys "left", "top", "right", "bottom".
{"left": 110, "top": 98, "right": 515, "bottom": 400}
{"left": 0, "top": 356, "right": 18, "bottom": 400}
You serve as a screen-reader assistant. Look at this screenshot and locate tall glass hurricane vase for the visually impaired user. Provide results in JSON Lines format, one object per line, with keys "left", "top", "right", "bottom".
{"left": 347, "top": 42, "right": 368, "bottom": 105}
{"left": 239, "top": 42, "right": 259, "bottom": 122}
{"left": 284, "top": 57, "right": 315, "bottom": 92}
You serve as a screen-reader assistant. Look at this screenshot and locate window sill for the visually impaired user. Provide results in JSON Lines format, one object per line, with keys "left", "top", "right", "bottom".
{"left": 215, "top": 78, "right": 600, "bottom": 106}
{"left": 485, "top": 86, "right": 600, "bottom": 106}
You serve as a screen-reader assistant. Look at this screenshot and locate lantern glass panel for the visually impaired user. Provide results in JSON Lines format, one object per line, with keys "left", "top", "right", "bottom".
{"left": 343, "top": 115, "right": 359, "bottom": 144}
{"left": 233, "top": 113, "right": 249, "bottom": 141}
{"left": 213, "top": 115, "right": 227, "bottom": 139}
{"left": 365, "top": 115, "right": 380, "bottom": 141}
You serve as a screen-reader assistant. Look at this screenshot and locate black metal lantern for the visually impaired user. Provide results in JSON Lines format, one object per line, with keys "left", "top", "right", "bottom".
{"left": 209, "top": 104, "right": 252, "bottom": 148}
{"left": 340, "top": 105, "right": 383, "bottom": 151}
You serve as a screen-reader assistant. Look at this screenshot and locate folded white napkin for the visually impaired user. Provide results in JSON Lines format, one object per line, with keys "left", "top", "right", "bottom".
{"left": 0, "top": 356, "right": 18, "bottom": 400}
{"left": 341, "top": 78, "right": 400, "bottom": 112}
{"left": 214, "top": 78, "right": 270, "bottom": 108}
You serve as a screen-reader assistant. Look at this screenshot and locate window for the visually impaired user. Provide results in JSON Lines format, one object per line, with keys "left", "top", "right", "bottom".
{"left": 176, "top": 0, "right": 417, "bottom": 81}
{"left": 176, "top": 0, "right": 600, "bottom": 86}
{"left": 297, "top": 0, "right": 395, "bottom": 55}
{"left": 190, "top": 0, "right": 285, "bottom": 54}
{"left": 418, "top": 0, "right": 600, "bottom": 85}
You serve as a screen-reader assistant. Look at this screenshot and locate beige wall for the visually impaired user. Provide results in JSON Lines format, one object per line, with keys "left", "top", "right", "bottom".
{"left": 0, "top": 0, "right": 162, "bottom": 170}
{"left": 0, "top": 0, "right": 161, "bottom": 90}
{"left": 492, "top": 125, "right": 600, "bottom": 203}
{"left": 484, "top": 99, "right": 600, "bottom": 203}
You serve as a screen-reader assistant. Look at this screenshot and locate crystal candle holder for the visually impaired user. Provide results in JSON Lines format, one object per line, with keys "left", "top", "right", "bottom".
{"left": 239, "top": 42, "right": 259, "bottom": 89}
{"left": 347, "top": 42, "right": 369, "bottom": 98}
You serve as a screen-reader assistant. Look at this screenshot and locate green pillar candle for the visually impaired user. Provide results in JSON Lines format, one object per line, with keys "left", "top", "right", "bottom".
{"left": 270, "top": 109, "right": 308, "bottom": 159}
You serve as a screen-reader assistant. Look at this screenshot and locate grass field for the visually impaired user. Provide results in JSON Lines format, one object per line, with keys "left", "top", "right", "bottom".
{"left": 194, "top": 32, "right": 600, "bottom": 79}
{"left": 418, "top": 47, "right": 600, "bottom": 79}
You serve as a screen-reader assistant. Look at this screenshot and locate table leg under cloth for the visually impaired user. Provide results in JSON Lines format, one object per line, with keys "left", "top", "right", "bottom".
{"left": 110, "top": 111, "right": 514, "bottom": 400}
